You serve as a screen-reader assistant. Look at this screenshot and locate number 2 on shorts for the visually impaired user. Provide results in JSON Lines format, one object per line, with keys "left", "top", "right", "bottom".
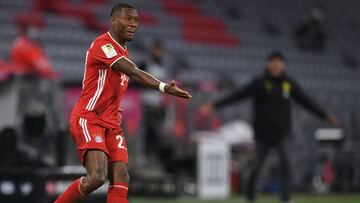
{"left": 116, "top": 135, "right": 126, "bottom": 149}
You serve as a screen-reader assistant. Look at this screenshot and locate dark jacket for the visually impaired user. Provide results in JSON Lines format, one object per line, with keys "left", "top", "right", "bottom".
{"left": 214, "top": 71, "right": 326, "bottom": 143}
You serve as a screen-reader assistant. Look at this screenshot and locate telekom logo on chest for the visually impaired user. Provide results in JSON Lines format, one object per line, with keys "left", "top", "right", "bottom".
{"left": 120, "top": 74, "right": 129, "bottom": 86}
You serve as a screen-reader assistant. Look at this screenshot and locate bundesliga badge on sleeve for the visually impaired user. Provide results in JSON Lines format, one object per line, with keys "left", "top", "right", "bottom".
{"left": 101, "top": 44, "right": 117, "bottom": 58}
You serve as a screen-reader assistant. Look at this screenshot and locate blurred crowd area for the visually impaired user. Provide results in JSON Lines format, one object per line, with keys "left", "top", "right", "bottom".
{"left": 0, "top": 0, "right": 360, "bottom": 195}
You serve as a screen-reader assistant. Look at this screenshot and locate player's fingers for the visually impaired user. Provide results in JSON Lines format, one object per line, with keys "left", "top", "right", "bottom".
{"left": 178, "top": 93, "right": 191, "bottom": 99}
{"left": 169, "top": 87, "right": 191, "bottom": 99}
{"left": 173, "top": 90, "right": 188, "bottom": 98}
{"left": 176, "top": 88, "right": 188, "bottom": 95}
{"left": 178, "top": 90, "right": 192, "bottom": 99}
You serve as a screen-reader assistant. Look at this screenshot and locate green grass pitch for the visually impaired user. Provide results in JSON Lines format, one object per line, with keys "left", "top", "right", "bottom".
{"left": 132, "top": 194, "right": 360, "bottom": 203}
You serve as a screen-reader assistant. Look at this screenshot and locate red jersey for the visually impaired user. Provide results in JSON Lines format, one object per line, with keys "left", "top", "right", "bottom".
{"left": 71, "top": 32, "right": 130, "bottom": 129}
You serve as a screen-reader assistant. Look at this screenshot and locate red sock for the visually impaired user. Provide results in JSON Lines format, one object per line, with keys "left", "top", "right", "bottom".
{"left": 107, "top": 182, "right": 128, "bottom": 203}
{"left": 54, "top": 177, "right": 87, "bottom": 203}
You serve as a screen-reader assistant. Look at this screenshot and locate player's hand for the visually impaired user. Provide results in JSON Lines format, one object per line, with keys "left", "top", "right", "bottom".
{"left": 325, "top": 113, "right": 339, "bottom": 127}
{"left": 199, "top": 102, "right": 214, "bottom": 116}
{"left": 165, "top": 80, "right": 192, "bottom": 99}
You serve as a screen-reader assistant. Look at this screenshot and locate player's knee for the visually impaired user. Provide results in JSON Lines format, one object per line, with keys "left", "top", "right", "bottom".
{"left": 89, "top": 169, "right": 107, "bottom": 187}
{"left": 124, "top": 172, "right": 130, "bottom": 183}
{"left": 118, "top": 167, "right": 129, "bottom": 183}
{"left": 114, "top": 165, "right": 129, "bottom": 183}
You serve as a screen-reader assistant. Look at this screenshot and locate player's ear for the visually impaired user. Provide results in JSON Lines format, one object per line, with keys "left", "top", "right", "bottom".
{"left": 110, "top": 17, "right": 116, "bottom": 24}
{"left": 110, "top": 16, "right": 119, "bottom": 25}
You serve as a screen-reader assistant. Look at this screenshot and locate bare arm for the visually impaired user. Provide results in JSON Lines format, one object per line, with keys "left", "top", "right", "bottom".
{"left": 112, "top": 57, "right": 191, "bottom": 99}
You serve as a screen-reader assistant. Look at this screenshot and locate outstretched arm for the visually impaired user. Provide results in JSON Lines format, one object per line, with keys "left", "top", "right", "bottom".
{"left": 214, "top": 79, "right": 257, "bottom": 109}
{"left": 292, "top": 80, "right": 338, "bottom": 126}
{"left": 199, "top": 79, "right": 257, "bottom": 115}
{"left": 292, "top": 80, "right": 326, "bottom": 119}
{"left": 112, "top": 57, "right": 191, "bottom": 99}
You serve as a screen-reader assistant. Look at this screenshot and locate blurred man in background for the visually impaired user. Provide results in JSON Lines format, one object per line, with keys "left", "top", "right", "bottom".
{"left": 4, "top": 23, "right": 60, "bottom": 167}
{"left": 295, "top": 8, "right": 327, "bottom": 51}
{"left": 10, "top": 24, "right": 58, "bottom": 79}
{"left": 200, "top": 51, "right": 338, "bottom": 203}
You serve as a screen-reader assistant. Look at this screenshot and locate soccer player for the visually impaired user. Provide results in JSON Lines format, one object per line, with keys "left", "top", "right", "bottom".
{"left": 54, "top": 3, "right": 191, "bottom": 203}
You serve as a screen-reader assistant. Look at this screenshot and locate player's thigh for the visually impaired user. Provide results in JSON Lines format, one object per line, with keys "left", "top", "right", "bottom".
{"left": 108, "top": 161, "right": 129, "bottom": 184}
{"left": 84, "top": 149, "right": 109, "bottom": 178}
{"left": 69, "top": 118, "right": 109, "bottom": 165}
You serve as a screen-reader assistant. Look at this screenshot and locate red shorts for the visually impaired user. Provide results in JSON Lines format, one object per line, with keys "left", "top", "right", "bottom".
{"left": 69, "top": 117, "right": 128, "bottom": 165}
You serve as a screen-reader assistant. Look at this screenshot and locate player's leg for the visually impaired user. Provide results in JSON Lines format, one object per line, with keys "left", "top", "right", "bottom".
{"left": 54, "top": 150, "right": 108, "bottom": 203}
{"left": 55, "top": 119, "right": 109, "bottom": 203}
{"left": 276, "top": 138, "right": 292, "bottom": 203}
{"left": 82, "top": 150, "right": 109, "bottom": 193}
{"left": 105, "top": 129, "right": 129, "bottom": 203}
{"left": 246, "top": 141, "right": 270, "bottom": 203}
{"left": 53, "top": 177, "right": 85, "bottom": 203}
{"left": 107, "top": 161, "right": 130, "bottom": 203}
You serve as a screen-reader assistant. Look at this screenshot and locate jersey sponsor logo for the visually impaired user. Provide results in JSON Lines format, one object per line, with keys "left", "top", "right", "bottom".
{"left": 94, "top": 135, "right": 103, "bottom": 143}
{"left": 120, "top": 74, "right": 129, "bottom": 86}
{"left": 101, "top": 43, "right": 117, "bottom": 58}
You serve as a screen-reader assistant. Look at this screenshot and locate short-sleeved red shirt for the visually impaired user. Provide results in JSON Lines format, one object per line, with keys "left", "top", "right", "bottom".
{"left": 70, "top": 32, "right": 130, "bottom": 129}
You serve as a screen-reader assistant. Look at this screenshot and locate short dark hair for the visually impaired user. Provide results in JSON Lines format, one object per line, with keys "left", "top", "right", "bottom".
{"left": 267, "top": 51, "right": 285, "bottom": 61}
{"left": 110, "top": 3, "right": 136, "bottom": 16}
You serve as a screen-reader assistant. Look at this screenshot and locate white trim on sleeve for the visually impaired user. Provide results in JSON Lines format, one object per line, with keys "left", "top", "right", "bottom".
{"left": 110, "top": 56, "right": 134, "bottom": 68}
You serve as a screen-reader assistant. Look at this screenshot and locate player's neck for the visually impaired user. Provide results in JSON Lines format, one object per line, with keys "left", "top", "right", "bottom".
{"left": 108, "top": 30, "right": 126, "bottom": 48}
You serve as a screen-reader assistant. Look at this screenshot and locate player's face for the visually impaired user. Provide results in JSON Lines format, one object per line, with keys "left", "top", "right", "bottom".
{"left": 111, "top": 8, "right": 139, "bottom": 41}
{"left": 267, "top": 58, "right": 285, "bottom": 77}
